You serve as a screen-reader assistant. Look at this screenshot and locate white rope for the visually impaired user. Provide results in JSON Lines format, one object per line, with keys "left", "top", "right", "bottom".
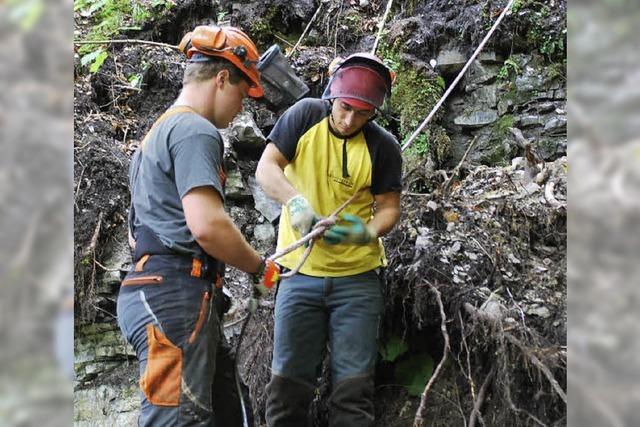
{"left": 401, "top": 0, "right": 516, "bottom": 152}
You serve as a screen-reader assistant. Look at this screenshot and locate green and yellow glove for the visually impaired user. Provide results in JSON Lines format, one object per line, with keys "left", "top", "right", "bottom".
{"left": 286, "top": 194, "right": 319, "bottom": 236}
{"left": 324, "top": 214, "right": 376, "bottom": 245}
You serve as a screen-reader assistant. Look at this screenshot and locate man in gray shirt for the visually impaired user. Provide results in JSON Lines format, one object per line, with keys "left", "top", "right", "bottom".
{"left": 117, "top": 25, "right": 280, "bottom": 426}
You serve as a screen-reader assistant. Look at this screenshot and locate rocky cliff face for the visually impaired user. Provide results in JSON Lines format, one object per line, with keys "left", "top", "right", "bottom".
{"left": 74, "top": 0, "right": 566, "bottom": 425}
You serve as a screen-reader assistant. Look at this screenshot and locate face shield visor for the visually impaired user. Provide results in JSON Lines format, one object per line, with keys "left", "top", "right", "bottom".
{"left": 321, "top": 65, "right": 390, "bottom": 111}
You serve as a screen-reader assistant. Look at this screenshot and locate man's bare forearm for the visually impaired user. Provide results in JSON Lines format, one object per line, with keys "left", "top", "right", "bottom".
{"left": 256, "top": 162, "right": 298, "bottom": 204}
{"left": 367, "top": 205, "right": 401, "bottom": 238}
{"left": 367, "top": 191, "right": 401, "bottom": 238}
{"left": 183, "top": 186, "right": 262, "bottom": 274}
{"left": 194, "top": 213, "right": 263, "bottom": 274}
{"left": 256, "top": 143, "right": 298, "bottom": 204}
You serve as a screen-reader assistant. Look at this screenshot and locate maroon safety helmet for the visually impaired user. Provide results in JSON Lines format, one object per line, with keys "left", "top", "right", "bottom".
{"left": 322, "top": 52, "right": 395, "bottom": 110}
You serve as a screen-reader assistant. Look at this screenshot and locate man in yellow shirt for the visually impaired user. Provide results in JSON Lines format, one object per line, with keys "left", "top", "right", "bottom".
{"left": 256, "top": 53, "right": 402, "bottom": 426}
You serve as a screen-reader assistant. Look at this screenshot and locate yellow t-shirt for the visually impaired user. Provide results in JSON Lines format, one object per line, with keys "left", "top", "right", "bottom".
{"left": 267, "top": 99, "right": 402, "bottom": 276}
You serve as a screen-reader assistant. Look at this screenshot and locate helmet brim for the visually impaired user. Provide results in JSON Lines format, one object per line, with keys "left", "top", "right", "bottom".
{"left": 341, "top": 97, "right": 375, "bottom": 110}
{"left": 248, "top": 85, "right": 264, "bottom": 98}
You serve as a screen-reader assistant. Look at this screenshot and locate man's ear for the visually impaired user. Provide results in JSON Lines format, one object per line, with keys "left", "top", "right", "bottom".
{"left": 215, "top": 69, "right": 230, "bottom": 88}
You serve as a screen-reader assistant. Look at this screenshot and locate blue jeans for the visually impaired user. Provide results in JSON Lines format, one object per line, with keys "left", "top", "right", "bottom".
{"left": 271, "top": 269, "right": 383, "bottom": 385}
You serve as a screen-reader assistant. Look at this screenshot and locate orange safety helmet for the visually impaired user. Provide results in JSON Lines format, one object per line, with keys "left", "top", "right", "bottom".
{"left": 322, "top": 52, "right": 396, "bottom": 110}
{"left": 179, "top": 25, "right": 264, "bottom": 98}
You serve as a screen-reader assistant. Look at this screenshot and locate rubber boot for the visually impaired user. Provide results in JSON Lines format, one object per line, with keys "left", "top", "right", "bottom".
{"left": 265, "top": 374, "right": 315, "bottom": 427}
{"left": 329, "top": 376, "right": 375, "bottom": 427}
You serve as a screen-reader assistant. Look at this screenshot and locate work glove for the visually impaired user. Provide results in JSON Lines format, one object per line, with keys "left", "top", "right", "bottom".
{"left": 286, "top": 195, "right": 319, "bottom": 236}
{"left": 248, "top": 258, "right": 281, "bottom": 312}
{"left": 323, "top": 214, "right": 376, "bottom": 245}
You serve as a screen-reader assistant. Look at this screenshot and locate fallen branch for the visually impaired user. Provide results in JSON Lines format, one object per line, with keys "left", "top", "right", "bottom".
{"left": 82, "top": 212, "right": 104, "bottom": 258}
{"left": 458, "top": 311, "right": 477, "bottom": 405}
{"left": 273, "top": 33, "right": 295, "bottom": 48}
{"left": 224, "top": 315, "right": 249, "bottom": 329}
{"left": 414, "top": 281, "right": 450, "bottom": 427}
{"left": 94, "top": 259, "right": 120, "bottom": 272}
{"left": 287, "top": 2, "right": 324, "bottom": 58}
{"left": 508, "top": 127, "right": 529, "bottom": 148}
{"left": 74, "top": 39, "right": 179, "bottom": 51}
{"left": 544, "top": 181, "right": 566, "bottom": 209}
{"left": 442, "top": 136, "right": 478, "bottom": 195}
{"left": 468, "top": 365, "right": 496, "bottom": 427}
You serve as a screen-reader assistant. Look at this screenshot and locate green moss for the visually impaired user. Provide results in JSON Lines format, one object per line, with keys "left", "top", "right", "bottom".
{"left": 377, "top": 42, "right": 447, "bottom": 161}
{"left": 487, "top": 145, "right": 509, "bottom": 166}
{"left": 495, "top": 114, "right": 515, "bottom": 135}
{"left": 343, "top": 10, "right": 364, "bottom": 36}
{"left": 432, "top": 127, "right": 451, "bottom": 164}
{"left": 482, "top": 114, "right": 515, "bottom": 166}
{"left": 393, "top": 69, "right": 444, "bottom": 155}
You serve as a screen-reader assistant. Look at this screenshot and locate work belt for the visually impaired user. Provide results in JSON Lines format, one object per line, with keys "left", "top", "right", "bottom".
{"left": 131, "top": 225, "right": 224, "bottom": 287}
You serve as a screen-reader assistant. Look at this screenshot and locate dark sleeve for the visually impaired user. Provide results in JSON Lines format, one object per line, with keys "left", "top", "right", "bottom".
{"left": 366, "top": 124, "right": 403, "bottom": 194}
{"left": 170, "top": 131, "right": 225, "bottom": 201}
{"left": 127, "top": 149, "right": 142, "bottom": 233}
{"left": 267, "top": 98, "right": 329, "bottom": 161}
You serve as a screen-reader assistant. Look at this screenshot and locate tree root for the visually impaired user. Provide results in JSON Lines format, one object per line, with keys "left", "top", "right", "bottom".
{"left": 468, "top": 365, "right": 496, "bottom": 427}
{"left": 413, "top": 281, "right": 450, "bottom": 427}
{"left": 504, "top": 333, "right": 567, "bottom": 404}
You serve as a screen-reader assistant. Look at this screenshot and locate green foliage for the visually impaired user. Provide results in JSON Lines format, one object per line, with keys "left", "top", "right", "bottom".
{"left": 217, "top": 10, "right": 229, "bottom": 23}
{"left": 6, "top": 0, "right": 43, "bottom": 31}
{"left": 75, "top": 0, "right": 173, "bottom": 58}
{"left": 343, "top": 10, "right": 364, "bottom": 36}
{"left": 539, "top": 35, "right": 565, "bottom": 58}
{"left": 378, "top": 44, "right": 402, "bottom": 74}
{"left": 380, "top": 335, "right": 409, "bottom": 362}
{"left": 511, "top": 0, "right": 524, "bottom": 13}
{"left": 497, "top": 57, "right": 520, "bottom": 80}
{"left": 80, "top": 48, "right": 108, "bottom": 73}
{"left": 392, "top": 69, "right": 443, "bottom": 145}
{"left": 523, "top": 2, "right": 565, "bottom": 61}
{"left": 128, "top": 72, "right": 143, "bottom": 88}
{"left": 395, "top": 353, "right": 434, "bottom": 396}
{"left": 405, "top": 132, "right": 429, "bottom": 157}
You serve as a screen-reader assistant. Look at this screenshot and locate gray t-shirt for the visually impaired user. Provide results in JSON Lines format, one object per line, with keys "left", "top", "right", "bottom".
{"left": 129, "top": 108, "right": 225, "bottom": 257}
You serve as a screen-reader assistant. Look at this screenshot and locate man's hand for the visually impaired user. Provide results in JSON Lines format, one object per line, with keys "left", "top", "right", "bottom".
{"left": 286, "top": 195, "right": 318, "bottom": 236}
{"left": 248, "top": 258, "right": 280, "bottom": 313}
{"left": 251, "top": 258, "right": 281, "bottom": 296}
{"left": 324, "top": 214, "right": 377, "bottom": 245}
